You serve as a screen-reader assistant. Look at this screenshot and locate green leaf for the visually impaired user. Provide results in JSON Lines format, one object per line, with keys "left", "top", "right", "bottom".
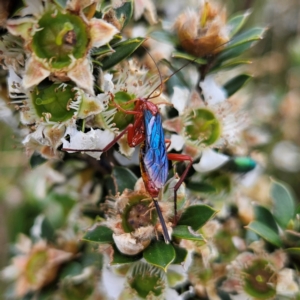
{"left": 82, "top": 225, "right": 114, "bottom": 244}
{"left": 161, "top": 58, "right": 191, "bottom": 89}
{"left": 254, "top": 205, "right": 279, "bottom": 234}
{"left": 246, "top": 221, "right": 282, "bottom": 247}
{"left": 186, "top": 181, "right": 216, "bottom": 193}
{"left": 213, "top": 27, "right": 266, "bottom": 68}
{"left": 143, "top": 241, "right": 175, "bottom": 271}
{"left": 172, "top": 225, "right": 205, "bottom": 242}
{"left": 50, "top": 193, "right": 76, "bottom": 217}
{"left": 30, "top": 152, "right": 47, "bottom": 168}
{"left": 225, "top": 27, "right": 266, "bottom": 51}
{"left": 172, "top": 244, "right": 188, "bottom": 265}
{"left": 59, "top": 262, "right": 83, "bottom": 279}
{"left": 81, "top": 251, "right": 103, "bottom": 269}
{"left": 270, "top": 179, "right": 295, "bottom": 229}
{"left": 177, "top": 205, "right": 217, "bottom": 231}
{"left": 171, "top": 51, "right": 207, "bottom": 65}
{"left": 150, "top": 30, "right": 178, "bottom": 44}
{"left": 114, "top": 166, "right": 138, "bottom": 192}
{"left": 92, "top": 45, "right": 114, "bottom": 57}
{"left": 31, "top": 215, "right": 55, "bottom": 242}
{"left": 223, "top": 74, "right": 251, "bottom": 97}
{"left": 104, "top": 166, "right": 138, "bottom": 195}
{"left": 285, "top": 248, "right": 300, "bottom": 255}
{"left": 215, "top": 42, "right": 254, "bottom": 65}
{"left": 22, "top": 294, "right": 34, "bottom": 300}
{"left": 211, "top": 59, "right": 251, "bottom": 73}
{"left": 227, "top": 11, "right": 252, "bottom": 38}
{"left": 101, "top": 38, "right": 145, "bottom": 70}
{"left": 111, "top": 245, "right": 142, "bottom": 264}
{"left": 115, "top": 0, "right": 133, "bottom": 29}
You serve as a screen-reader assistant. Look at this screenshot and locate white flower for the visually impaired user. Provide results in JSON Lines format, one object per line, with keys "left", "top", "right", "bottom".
{"left": 62, "top": 126, "right": 115, "bottom": 160}
{"left": 193, "top": 148, "right": 230, "bottom": 173}
{"left": 133, "top": 0, "right": 158, "bottom": 25}
{"left": 6, "top": 0, "right": 119, "bottom": 94}
{"left": 276, "top": 268, "right": 299, "bottom": 296}
{"left": 199, "top": 75, "right": 227, "bottom": 105}
{"left": 163, "top": 79, "right": 246, "bottom": 159}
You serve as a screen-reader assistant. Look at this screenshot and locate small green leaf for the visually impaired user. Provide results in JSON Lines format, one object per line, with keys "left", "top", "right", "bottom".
{"left": 104, "top": 166, "right": 138, "bottom": 194}
{"left": 101, "top": 38, "right": 145, "bottom": 70}
{"left": 171, "top": 51, "right": 207, "bottom": 64}
{"left": 177, "top": 205, "right": 217, "bottom": 231}
{"left": 30, "top": 152, "right": 47, "bottom": 168}
{"left": 211, "top": 59, "right": 251, "bottom": 73}
{"left": 82, "top": 225, "right": 114, "bottom": 244}
{"left": 115, "top": 166, "right": 138, "bottom": 193}
{"left": 81, "top": 251, "right": 103, "bottom": 269}
{"left": 246, "top": 221, "right": 282, "bottom": 247}
{"left": 92, "top": 45, "right": 114, "bottom": 57}
{"left": 270, "top": 179, "right": 295, "bottom": 229}
{"left": 161, "top": 58, "right": 191, "bottom": 89}
{"left": 143, "top": 241, "right": 175, "bottom": 271}
{"left": 225, "top": 27, "right": 266, "bottom": 51}
{"left": 172, "top": 244, "right": 188, "bottom": 265}
{"left": 186, "top": 181, "right": 216, "bottom": 193}
{"left": 254, "top": 205, "right": 278, "bottom": 234}
{"left": 59, "top": 262, "right": 83, "bottom": 279}
{"left": 150, "top": 30, "right": 178, "bottom": 44}
{"left": 31, "top": 215, "right": 55, "bottom": 242}
{"left": 115, "top": 0, "right": 133, "bottom": 29}
{"left": 227, "top": 11, "right": 252, "bottom": 38}
{"left": 223, "top": 74, "right": 251, "bottom": 97}
{"left": 172, "top": 225, "right": 205, "bottom": 242}
{"left": 215, "top": 42, "right": 254, "bottom": 65}
{"left": 111, "top": 245, "right": 142, "bottom": 264}
{"left": 285, "top": 248, "right": 300, "bottom": 255}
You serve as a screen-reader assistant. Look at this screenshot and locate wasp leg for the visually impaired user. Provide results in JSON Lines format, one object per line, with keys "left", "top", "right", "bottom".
{"left": 167, "top": 153, "right": 193, "bottom": 224}
{"left": 153, "top": 199, "right": 170, "bottom": 243}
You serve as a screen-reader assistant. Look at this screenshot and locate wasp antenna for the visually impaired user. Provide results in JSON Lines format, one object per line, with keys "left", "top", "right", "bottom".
{"left": 144, "top": 37, "right": 234, "bottom": 101}
{"left": 142, "top": 45, "right": 164, "bottom": 100}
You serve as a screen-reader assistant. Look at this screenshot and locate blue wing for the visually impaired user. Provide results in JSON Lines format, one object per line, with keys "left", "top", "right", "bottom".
{"left": 142, "top": 109, "right": 168, "bottom": 189}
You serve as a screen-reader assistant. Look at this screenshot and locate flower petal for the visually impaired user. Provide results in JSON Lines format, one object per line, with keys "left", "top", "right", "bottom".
{"left": 67, "top": 58, "right": 94, "bottom": 95}
{"left": 89, "top": 18, "right": 119, "bottom": 48}
{"left": 23, "top": 56, "right": 50, "bottom": 89}
{"left": 134, "top": 0, "right": 158, "bottom": 25}
{"left": 6, "top": 17, "right": 36, "bottom": 40}
{"left": 169, "top": 134, "right": 185, "bottom": 152}
{"left": 199, "top": 75, "right": 227, "bottom": 105}
{"left": 101, "top": 256, "right": 126, "bottom": 299}
{"left": 76, "top": 92, "right": 109, "bottom": 119}
{"left": 62, "top": 127, "right": 115, "bottom": 160}
{"left": 171, "top": 86, "right": 189, "bottom": 115}
{"left": 113, "top": 233, "right": 148, "bottom": 255}
{"left": 193, "top": 148, "right": 229, "bottom": 173}
{"left": 67, "top": 0, "right": 98, "bottom": 13}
